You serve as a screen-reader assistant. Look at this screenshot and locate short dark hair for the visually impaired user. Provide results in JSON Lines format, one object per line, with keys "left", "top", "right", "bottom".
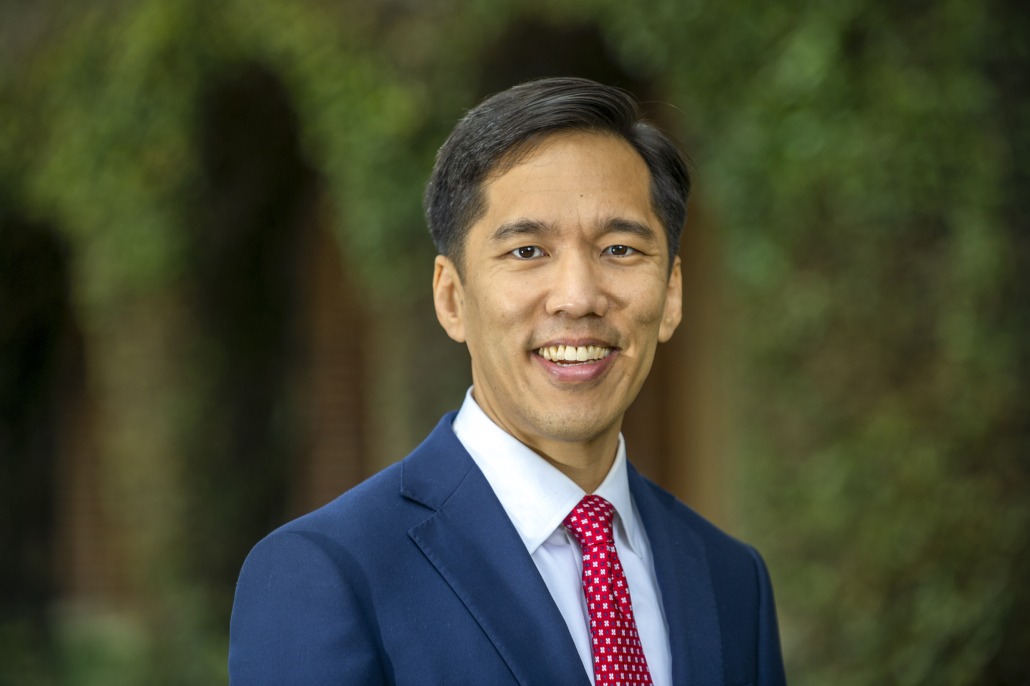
{"left": 424, "top": 77, "right": 691, "bottom": 272}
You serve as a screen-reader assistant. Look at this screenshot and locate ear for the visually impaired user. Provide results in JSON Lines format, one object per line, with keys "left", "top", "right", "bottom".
{"left": 658, "top": 256, "right": 683, "bottom": 343}
{"left": 433, "top": 255, "right": 467, "bottom": 343}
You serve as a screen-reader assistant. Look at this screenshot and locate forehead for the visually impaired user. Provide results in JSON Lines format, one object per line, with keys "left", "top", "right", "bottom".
{"left": 475, "top": 132, "right": 657, "bottom": 234}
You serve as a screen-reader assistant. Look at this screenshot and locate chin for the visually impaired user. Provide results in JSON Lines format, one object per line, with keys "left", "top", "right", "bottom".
{"left": 529, "top": 409, "right": 620, "bottom": 445}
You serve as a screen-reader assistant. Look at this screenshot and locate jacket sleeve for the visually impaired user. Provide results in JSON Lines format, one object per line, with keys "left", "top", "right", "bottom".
{"left": 748, "top": 546, "right": 788, "bottom": 686}
{"left": 229, "top": 530, "right": 388, "bottom": 685}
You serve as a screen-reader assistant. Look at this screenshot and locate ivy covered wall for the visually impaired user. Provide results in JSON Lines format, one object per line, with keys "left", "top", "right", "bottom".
{"left": 1, "top": 0, "right": 1026, "bottom": 683}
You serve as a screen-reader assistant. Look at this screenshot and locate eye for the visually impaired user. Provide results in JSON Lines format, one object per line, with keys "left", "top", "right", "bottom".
{"left": 511, "top": 245, "right": 545, "bottom": 259}
{"left": 603, "top": 244, "right": 637, "bottom": 257}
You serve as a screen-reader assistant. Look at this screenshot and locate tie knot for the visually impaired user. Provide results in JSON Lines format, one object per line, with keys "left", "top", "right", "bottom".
{"left": 563, "top": 494, "right": 615, "bottom": 549}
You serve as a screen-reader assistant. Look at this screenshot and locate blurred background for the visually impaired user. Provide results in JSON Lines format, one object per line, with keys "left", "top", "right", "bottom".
{"left": 1, "top": 0, "right": 1027, "bottom": 683}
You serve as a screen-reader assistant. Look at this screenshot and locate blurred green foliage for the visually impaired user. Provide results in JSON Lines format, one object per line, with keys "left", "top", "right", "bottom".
{"left": 1, "top": 0, "right": 1026, "bottom": 683}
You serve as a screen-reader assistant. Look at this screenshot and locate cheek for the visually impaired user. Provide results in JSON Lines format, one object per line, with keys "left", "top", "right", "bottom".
{"left": 463, "top": 288, "right": 528, "bottom": 345}
{"left": 487, "top": 282, "right": 535, "bottom": 325}
{"left": 627, "top": 286, "right": 668, "bottom": 328}
{"left": 611, "top": 267, "right": 670, "bottom": 323}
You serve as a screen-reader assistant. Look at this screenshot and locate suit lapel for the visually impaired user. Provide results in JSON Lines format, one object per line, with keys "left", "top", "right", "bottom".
{"left": 630, "top": 467, "right": 724, "bottom": 686}
{"left": 401, "top": 417, "right": 590, "bottom": 686}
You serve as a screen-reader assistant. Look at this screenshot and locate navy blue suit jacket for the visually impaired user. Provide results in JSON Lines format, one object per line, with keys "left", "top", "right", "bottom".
{"left": 229, "top": 414, "right": 787, "bottom": 685}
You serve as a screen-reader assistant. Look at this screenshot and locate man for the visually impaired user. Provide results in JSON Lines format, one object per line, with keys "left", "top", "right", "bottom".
{"left": 229, "top": 77, "right": 786, "bottom": 685}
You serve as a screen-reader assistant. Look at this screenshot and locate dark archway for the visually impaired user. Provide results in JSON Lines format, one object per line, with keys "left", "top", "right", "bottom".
{"left": 0, "top": 201, "right": 81, "bottom": 673}
{"left": 184, "top": 62, "right": 368, "bottom": 611}
{"left": 475, "top": 20, "right": 653, "bottom": 102}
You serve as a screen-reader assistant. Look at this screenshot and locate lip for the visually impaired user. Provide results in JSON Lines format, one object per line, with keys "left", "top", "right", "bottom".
{"left": 532, "top": 339, "right": 619, "bottom": 384}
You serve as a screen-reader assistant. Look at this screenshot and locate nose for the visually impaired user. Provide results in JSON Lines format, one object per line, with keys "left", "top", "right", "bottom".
{"left": 544, "top": 252, "right": 609, "bottom": 318}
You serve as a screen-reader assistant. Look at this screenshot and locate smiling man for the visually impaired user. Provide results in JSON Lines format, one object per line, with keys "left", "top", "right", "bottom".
{"left": 229, "top": 78, "right": 787, "bottom": 686}
{"left": 432, "top": 131, "right": 681, "bottom": 495}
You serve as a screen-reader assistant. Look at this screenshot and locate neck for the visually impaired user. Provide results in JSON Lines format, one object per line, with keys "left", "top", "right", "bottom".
{"left": 468, "top": 386, "right": 623, "bottom": 492}
{"left": 527, "top": 433, "right": 620, "bottom": 493}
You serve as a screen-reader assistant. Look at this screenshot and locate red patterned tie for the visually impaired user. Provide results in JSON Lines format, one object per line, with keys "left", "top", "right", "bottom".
{"left": 563, "top": 495, "right": 653, "bottom": 686}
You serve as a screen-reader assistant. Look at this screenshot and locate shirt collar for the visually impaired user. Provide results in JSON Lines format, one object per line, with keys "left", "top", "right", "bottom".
{"left": 452, "top": 387, "right": 647, "bottom": 558}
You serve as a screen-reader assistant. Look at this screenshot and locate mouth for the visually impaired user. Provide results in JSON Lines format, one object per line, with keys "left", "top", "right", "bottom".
{"left": 535, "top": 344, "right": 614, "bottom": 365}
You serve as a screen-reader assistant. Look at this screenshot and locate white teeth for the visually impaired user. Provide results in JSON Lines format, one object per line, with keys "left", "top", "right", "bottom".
{"left": 537, "top": 345, "right": 612, "bottom": 363}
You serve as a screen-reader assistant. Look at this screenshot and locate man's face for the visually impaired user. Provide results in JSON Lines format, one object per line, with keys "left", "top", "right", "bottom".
{"left": 433, "top": 131, "right": 682, "bottom": 457}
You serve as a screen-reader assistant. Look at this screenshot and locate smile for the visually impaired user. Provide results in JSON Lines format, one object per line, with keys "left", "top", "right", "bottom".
{"left": 536, "top": 344, "right": 613, "bottom": 364}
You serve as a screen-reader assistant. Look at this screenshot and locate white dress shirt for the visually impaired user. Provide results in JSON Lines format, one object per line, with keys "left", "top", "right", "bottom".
{"left": 452, "top": 388, "right": 672, "bottom": 686}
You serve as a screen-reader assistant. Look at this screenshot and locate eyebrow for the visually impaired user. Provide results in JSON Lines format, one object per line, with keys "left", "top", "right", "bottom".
{"left": 604, "top": 217, "right": 658, "bottom": 241}
{"left": 489, "top": 217, "right": 657, "bottom": 243}
{"left": 489, "top": 218, "right": 555, "bottom": 243}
